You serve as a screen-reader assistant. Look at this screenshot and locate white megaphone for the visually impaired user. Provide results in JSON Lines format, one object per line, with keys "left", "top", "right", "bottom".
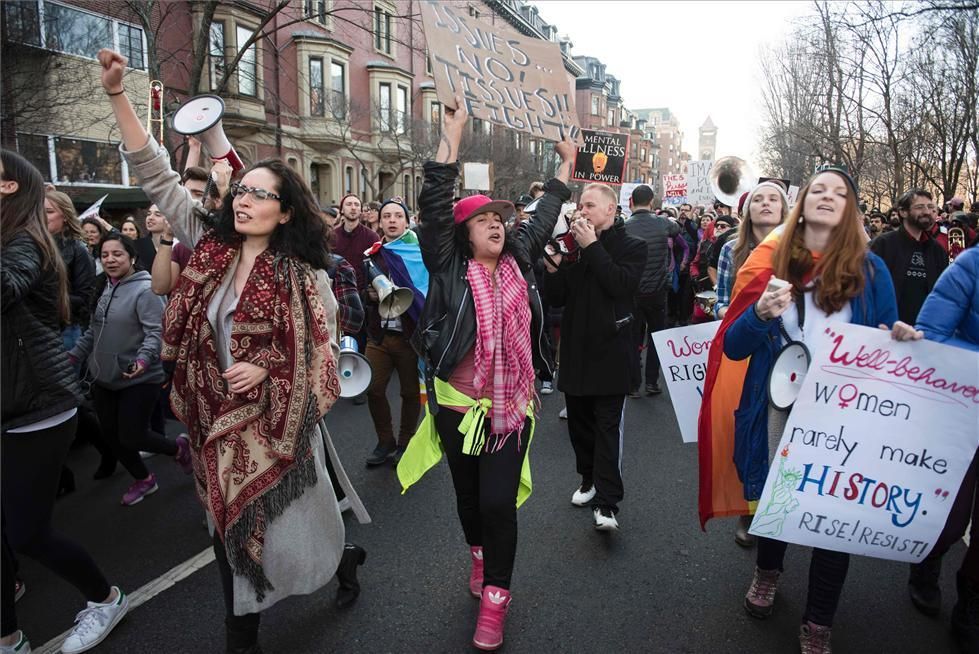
{"left": 171, "top": 95, "right": 245, "bottom": 174}
{"left": 365, "top": 258, "right": 413, "bottom": 320}
{"left": 522, "top": 198, "right": 578, "bottom": 240}
{"left": 767, "top": 342, "right": 811, "bottom": 411}
{"left": 337, "top": 336, "right": 372, "bottom": 398}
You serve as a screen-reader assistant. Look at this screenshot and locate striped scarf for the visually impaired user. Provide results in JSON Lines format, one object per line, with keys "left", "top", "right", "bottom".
{"left": 466, "top": 254, "right": 534, "bottom": 448}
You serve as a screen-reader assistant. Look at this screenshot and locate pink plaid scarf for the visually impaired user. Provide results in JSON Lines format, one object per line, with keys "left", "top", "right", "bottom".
{"left": 466, "top": 255, "right": 535, "bottom": 446}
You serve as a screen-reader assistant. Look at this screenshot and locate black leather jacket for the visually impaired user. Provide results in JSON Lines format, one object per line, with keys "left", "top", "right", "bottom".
{"left": 411, "top": 162, "right": 568, "bottom": 412}
{"left": 2, "top": 234, "right": 84, "bottom": 431}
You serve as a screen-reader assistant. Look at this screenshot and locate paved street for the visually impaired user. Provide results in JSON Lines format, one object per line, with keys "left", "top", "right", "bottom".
{"left": 15, "top": 384, "right": 963, "bottom": 653}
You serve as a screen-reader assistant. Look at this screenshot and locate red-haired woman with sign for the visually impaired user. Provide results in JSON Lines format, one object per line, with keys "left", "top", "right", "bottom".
{"left": 714, "top": 168, "right": 920, "bottom": 653}
{"left": 397, "top": 98, "right": 576, "bottom": 651}
{"left": 909, "top": 244, "right": 979, "bottom": 652}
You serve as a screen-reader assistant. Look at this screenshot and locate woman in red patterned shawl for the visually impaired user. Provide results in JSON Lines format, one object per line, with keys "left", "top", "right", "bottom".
{"left": 98, "top": 49, "right": 367, "bottom": 653}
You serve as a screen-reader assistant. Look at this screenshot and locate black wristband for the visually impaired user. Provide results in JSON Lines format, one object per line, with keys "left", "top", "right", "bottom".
{"left": 106, "top": 88, "right": 126, "bottom": 97}
{"left": 159, "top": 239, "right": 174, "bottom": 246}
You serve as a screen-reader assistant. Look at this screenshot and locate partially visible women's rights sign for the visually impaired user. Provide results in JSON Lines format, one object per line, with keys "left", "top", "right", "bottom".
{"left": 651, "top": 321, "right": 720, "bottom": 443}
{"left": 420, "top": 0, "right": 580, "bottom": 142}
{"left": 751, "top": 322, "right": 979, "bottom": 562}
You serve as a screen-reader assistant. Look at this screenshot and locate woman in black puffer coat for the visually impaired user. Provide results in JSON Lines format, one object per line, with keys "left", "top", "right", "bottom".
{"left": 1, "top": 150, "right": 128, "bottom": 654}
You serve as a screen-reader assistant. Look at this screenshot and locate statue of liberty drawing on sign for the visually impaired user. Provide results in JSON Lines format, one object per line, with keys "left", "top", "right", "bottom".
{"left": 751, "top": 447, "right": 802, "bottom": 538}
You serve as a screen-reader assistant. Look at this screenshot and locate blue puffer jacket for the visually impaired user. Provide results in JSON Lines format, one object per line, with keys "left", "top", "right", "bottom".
{"left": 916, "top": 246, "right": 979, "bottom": 352}
{"left": 723, "top": 253, "right": 898, "bottom": 501}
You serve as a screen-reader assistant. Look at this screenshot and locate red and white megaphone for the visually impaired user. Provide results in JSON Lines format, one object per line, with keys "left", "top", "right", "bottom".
{"left": 171, "top": 95, "right": 244, "bottom": 174}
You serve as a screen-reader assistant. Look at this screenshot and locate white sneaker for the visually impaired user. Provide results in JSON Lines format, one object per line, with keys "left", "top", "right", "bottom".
{"left": 540, "top": 381, "right": 554, "bottom": 395}
{"left": 0, "top": 631, "right": 30, "bottom": 653}
{"left": 593, "top": 507, "right": 619, "bottom": 531}
{"left": 571, "top": 484, "right": 596, "bottom": 507}
{"left": 61, "top": 586, "right": 129, "bottom": 654}
{"left": 558, "top": 407, "right": 568, "bottom": 419}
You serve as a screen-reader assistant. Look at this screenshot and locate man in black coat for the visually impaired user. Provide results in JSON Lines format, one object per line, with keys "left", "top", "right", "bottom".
{"left": 624, "top": 184, "right": 680, "bottom": 395}
{"left": 544, "top": 183, "right": 647, "bottom": 531}
{"left": 870, "top": 188, "right": 948, "bottom": 324}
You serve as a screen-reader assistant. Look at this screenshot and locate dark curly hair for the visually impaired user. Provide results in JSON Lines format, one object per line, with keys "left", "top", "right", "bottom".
{"left": 210, "top": 159, "right": 330, "bottom": 270}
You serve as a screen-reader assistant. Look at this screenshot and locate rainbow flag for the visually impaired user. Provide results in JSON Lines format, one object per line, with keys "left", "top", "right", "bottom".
{"left": 371, "top": 231, "right": 428, "bottom": 322}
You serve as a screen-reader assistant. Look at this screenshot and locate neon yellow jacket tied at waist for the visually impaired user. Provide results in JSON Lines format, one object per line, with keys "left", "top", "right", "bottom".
{"left": 396, "top": 377, "right": 535, "bottom": 507}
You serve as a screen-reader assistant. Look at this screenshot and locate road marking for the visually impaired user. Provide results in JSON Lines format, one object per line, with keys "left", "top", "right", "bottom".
{"left": 35, "top": 547, "right": 215, "bottom": 654}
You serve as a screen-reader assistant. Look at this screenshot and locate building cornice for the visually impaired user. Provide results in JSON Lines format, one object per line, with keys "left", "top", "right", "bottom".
{"left": 290, "top": 33, "right": 354, "bottom": 54}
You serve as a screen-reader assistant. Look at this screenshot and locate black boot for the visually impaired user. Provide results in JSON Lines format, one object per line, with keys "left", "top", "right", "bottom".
{"left": 952, "top": 571, "right": 979, "bottom": 654}
{"left": 57, "top": 466, "right": 76, "bottom": 498}
{"left": 226, "top": 615, "right": 261, "bottom": 654}
{"left": 909, "top": 555, "right": 943, "bottom": 616}
{"left": 335, "top": 543, "right": 366, "bottom": 609}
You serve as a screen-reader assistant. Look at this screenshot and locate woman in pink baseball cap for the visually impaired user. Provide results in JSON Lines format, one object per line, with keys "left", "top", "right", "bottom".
{"left": 397, "top": 98, "right": 577, "bottom": 650}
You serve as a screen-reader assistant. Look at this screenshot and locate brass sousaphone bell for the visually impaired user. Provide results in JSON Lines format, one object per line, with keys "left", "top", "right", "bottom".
{"left": 709, "top": 156, "right": 758, "bottom": 208}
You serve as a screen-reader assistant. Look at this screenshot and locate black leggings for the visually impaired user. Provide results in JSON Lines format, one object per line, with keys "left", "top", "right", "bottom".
{"left": 436, "top": 407, "right": 529, "bottom": 590}
{"left": 213, "top": 533, "right": 261, "bottom": 645}
{"left": 91, "top": 383, "right": 177, "bottom": 480}
{"left": 926, "top": 450, "right": 979, "bottom": 583}
{"left": 1, "top": 415, "right": 111, "bottom": 637}
{"left": 757, "top": 537, "right": 850, "bottom": 627}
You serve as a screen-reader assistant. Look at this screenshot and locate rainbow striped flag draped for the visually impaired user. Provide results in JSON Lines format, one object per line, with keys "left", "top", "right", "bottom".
{"left": 696, "top": 227, "right": 823, "bottom": 528}
{"left": 366, "top": 230, "right": 429, "bottom": 322}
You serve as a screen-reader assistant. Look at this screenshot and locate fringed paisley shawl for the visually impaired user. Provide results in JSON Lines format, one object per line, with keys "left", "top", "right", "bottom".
{"left": 162, "top": 232, "right": 341, "bottom": 600}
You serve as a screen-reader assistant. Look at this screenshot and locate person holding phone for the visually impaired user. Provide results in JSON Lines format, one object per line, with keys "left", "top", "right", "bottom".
{"left": 69, "top": 233, "right": 192, "bottom": 506}
{"left": 716, "top": 168, "right": 920, "bottom": 652}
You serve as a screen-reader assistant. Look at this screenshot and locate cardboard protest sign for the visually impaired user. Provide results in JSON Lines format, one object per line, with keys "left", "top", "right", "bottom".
{"left": 687, "top": 160, "right": 714, "bottom": 206}
{"left": 662, "top": 174, "right": 688, "bottom": 206}
{"left": 750, "top": 322, "right": 979, "bottom": 562}
{"left": 572, "top": 130, "right": 629, "bottom": 185}
{"left": 420, "top": 1, "right": 580, "bottom": 143}
{"left": 619, "top": 183, "right": 639, "bottom": 219}
{"left": 652, "top": 322, "right": 720, "bottom": 443}
{"left": 462, "top": 162, "right": 492, "bottom": 190}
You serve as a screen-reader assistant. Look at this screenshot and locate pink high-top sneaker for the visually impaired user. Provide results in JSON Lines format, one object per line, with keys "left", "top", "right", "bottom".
{"left": 472, "top": 585, "right": 511, "bottom": 651}
{"left": 469, "top": 546, "right": 484, "bottom": 598}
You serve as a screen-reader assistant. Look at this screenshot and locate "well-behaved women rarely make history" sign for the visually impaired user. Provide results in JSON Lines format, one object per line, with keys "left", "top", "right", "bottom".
{"left": 750, "top": 322, "right": 979, "bottom": 562}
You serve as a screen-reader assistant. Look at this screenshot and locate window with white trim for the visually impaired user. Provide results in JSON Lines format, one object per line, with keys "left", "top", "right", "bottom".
{"left": 309, "top": 57, "right": 324, "bottom": 116}
{"left": 379, "top": 82, "right": 392, "bottom": 132}
{"left": 3, "top": 1, "right": 145, "bottom": 70}
{"left": 236, "top": 25, "right": 257, "bottom": 96}
{"left": 16, "top": 133, "right": 129, "bottom": 185}
{"left": 344, "top": 166, "right": 354, "bottom": 194}
{"left": 209, "top": 22, "right": 225, "bottom": 89}
{"left": 330, "top": 61, "right": 346, "bottom": 117}
{"left": 374, "top": 4, "right": 392, "bottom": 55}
{"left": 303, "top": 0, "right": 329, "bottom": 25}
{"left": 590, "top": 96, "right": 599, "bottom": 115}
{"left": 395, "top": 84, "right": 408, "bottom": 135}
{"left": 429, "top": 101, "right": 441, "bottom": 125}
{"left": 360, "top": 167, "right": 368, "bottom": 200}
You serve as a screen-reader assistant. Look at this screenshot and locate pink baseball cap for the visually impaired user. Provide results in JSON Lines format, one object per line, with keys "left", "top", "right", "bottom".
{"left": 453, "top": 194, "right": 514, "bottom": 225}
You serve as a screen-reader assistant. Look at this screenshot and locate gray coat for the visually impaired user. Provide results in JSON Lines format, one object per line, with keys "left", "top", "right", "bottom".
{"left": 70, "top": 270, "right": 165, "bottom": 390}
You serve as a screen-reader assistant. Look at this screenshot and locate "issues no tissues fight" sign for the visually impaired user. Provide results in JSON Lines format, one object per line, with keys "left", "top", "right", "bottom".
{"left": 420, "top": 0, "right": 580, "bottom": 142}
{"left": 750, "top": 322, "right": 979, "bottom": 562}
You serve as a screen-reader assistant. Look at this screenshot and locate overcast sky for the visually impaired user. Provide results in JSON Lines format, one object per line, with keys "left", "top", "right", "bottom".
{"left": 539, "top": 0, "right": 814, "bottom": 173}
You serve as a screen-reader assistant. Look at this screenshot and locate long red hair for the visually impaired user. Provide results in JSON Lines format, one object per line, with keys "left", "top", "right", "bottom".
{"left": 771, "top": 172, "right": 866, "bottom": 314}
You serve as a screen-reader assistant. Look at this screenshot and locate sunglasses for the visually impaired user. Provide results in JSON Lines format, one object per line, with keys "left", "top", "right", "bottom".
{"left": 230, "top": 182, "right": 281, "bottom": 202}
